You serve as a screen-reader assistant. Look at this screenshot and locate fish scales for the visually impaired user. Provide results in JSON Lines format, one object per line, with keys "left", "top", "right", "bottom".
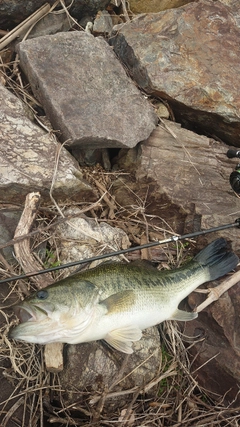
{"left": 75, "top": 261, "right": 206, "bottom": 302}
{"left": 9, "top": 238, "right": 239, "bottom": 353}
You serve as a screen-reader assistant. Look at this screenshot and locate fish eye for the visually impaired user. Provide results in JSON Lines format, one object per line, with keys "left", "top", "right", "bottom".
{"left": 36, "top": 290, "right": 48, "bottom": 300}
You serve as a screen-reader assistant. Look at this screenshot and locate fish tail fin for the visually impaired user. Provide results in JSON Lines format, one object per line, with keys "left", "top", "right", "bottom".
{"left": 194, "top": 237, "right": 238, "bottom": 281}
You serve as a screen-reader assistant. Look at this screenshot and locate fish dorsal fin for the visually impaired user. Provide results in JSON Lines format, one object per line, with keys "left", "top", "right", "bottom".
{"left": 105, "top": 326, "right": 142, "bottom": 354}
{"left": 100, "top": 290, "right": 136, "bottom": 314}
{"left": 169, "top": 309, "right": 198, "bottom": 321}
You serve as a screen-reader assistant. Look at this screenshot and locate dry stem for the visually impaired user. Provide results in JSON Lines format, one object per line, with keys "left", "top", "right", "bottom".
{"left": 196, "top": 269, "right": 240, "bottom": 312}
{"left": 13, "top": 192, "right": 63, "bottom": 372}
{"left": 13, "top": 192, "right": 54, "bottom": 290}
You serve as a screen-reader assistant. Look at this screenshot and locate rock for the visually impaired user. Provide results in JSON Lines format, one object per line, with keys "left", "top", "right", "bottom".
{"left": 0, "top": 209, "right": 22, "bottom": 263}
{"left": 59, "top": 326, "right": 162, "bottom": 412}
{"left": 71, "top": 147, "right": 111, "bottom": 169}
{"left": 185, "top": 282, "right": 240, "bottom": 404}
{"left": 0, "top": 84, "right": 96, "bottom": 204}
{"left": 26, "top": 10, "right": 73, "bottom": 39}
{"left": 110, "top": 0, "right": 240, "bottom": 146}
{"left": 0, "top": 0, "right": 111, "bottom": 30}
{"left": 93, "top": 9, "right": 113, "bottom": 35}
{"left": 156, "top": 102, "right": 170, "bottom": 119}
{"left": 68, "top": 0, "right": 111, "bottom": 20}
{"left": 54, "top": 207, "right": 130, "bottom": 274}
{"left": 219, "top": 0, "right": 240, "bottom": 28}
{"left": 17, "top": 32, "right": 157, "bottom": 149}
{"left": 129, "top": 0, "right": 194, "bottom": 14}
{"left": 114, "top": 120, "right": 240, "bottom": 252}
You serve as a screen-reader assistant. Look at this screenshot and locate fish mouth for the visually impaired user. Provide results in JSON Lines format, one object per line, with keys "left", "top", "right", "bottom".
{"left": 13, "top": 304, "right": 36, "bottom": 323}
{"left": 9, "top": 303, "right": 51, "bottom": 343}
{"left": 13, "top": 303, "right": 48, "bottom": 324}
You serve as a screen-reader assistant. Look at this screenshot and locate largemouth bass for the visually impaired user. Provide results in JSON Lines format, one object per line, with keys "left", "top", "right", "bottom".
{"left": 10, "top": 238, "right": 238, "bottom": 353}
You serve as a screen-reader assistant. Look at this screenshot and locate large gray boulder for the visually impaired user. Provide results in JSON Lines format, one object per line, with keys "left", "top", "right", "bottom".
{"left": 110, "top": 0, "right": 240, "bottom": 146}
{"left": 115, "top": 120, "right": 239, "bottom": 250}
{"left": 0, "top": 84, "right": 96, "bottom": 204}
{"left": 17, "top": 32, "right": 157, "bottom": 150}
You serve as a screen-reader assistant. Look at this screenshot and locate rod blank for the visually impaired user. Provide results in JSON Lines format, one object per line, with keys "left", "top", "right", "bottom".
{"left": 0, "top": 218, "right": 239, "bottom": 284}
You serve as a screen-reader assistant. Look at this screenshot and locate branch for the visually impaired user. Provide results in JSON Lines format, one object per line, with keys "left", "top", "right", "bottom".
{"left": 196, "top": 270, "right": 240, "bottom": 313}
{"left": 13, "top": 192, "right": 63, "bottom": 372}
{"left": 13, "top": 192, "right": 54, "bottom": 290}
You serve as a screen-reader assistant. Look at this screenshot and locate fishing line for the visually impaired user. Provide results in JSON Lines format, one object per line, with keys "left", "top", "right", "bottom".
{"left": 1, "top": 218, "right": 239, "bottom": 284}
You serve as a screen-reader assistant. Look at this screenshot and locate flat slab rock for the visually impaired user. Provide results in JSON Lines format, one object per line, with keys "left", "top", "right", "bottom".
{"left": 0, "top": 84, "right": 96, "bottom": 204}
{"left": 118, "top": 120, "right": 239, "bottom": 251}
{"left": 17, "top": 32, "right": 157, "bottom": 149}
{"left": 54, "top": 206, "right": 130, "bottom": 275}
{"left": 110, "top": 0, "right": 240, "bottom": 146}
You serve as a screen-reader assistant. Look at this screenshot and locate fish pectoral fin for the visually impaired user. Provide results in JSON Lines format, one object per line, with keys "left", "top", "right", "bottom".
{"left": 169, "top": 309, "right": 198, "bottom": 322}
{"left": 105, "top": 326, "right": 142, "bottom": 354}
{"left": 100, "top": 290, "right": 136, "bottom": 314}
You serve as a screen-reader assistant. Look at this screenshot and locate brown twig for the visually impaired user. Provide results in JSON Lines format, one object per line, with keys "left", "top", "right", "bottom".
{"left": 13, "top": 192, "right": 64, "bottom": 372}
{"left": 13, "top": 192, "right": 54, "bottom": 290}
{"left": 88, "top": 175, "right": 116, "bottom": 219}
{"left": 196, "top": 270, "right": 240, "bottom": 313}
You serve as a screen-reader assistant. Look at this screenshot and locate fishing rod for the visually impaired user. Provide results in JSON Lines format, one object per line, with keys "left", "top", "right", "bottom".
{"left": 1, "top": 218, "right": 239, "bottom": 284}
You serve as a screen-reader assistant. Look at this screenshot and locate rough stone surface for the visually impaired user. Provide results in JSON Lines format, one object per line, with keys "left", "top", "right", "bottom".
{"left": 115, "top": 120, "right": 240, "bottom": 252}
{"left": 110, "top": 0, "right": 240, "bottom": 146}
{"left": 219, "top": 0, "right": 240, "bottom": 28}
{"left": 129, "top": 0, "right": 194, "bottom": 13}
{"left": 66, "top": 0, "right": 111, "bottom": 20}
{"left": 25, "top": 11, "right": 73, "bottom": 39}
{"left": 54, "top": 207, "right": 130, "bottom": 274}
{"left": 0, "top": 0, "right": 111, "bottom": 30}
{"left": 185, "top": 282, "right": 240, "bottom": 404}
{"left": 59, "top": 327, "right": 162, "bottom": 412}
{"left": 17, "top": 32, "right": 157, "bottom": 149}
{"left": 0, "top": 209, "right": 22, "bottom": 263}
{"left": 0, "top": 84, "right": 96, "bottom": 204}
{"left": 93, "top": 9, "right": 113, "bottom": 35}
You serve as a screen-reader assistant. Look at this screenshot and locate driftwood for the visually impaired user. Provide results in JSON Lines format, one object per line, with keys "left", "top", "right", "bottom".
{"left": 44, "top": 341, "right": 64, "bottom": 372}
{"left": 13, "top": 192, "right": 63, "bottom": 372}
{"left": 13, "top": 192, "right": 53, "bottom": 289}
{"left": 196, "top": 269, "right": 240, "bottom": 313}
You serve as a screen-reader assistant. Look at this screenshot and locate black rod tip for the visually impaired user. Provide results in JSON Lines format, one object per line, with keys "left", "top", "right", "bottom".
{"left": 235, "top": 218, "right": 240, "bottom": 228}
